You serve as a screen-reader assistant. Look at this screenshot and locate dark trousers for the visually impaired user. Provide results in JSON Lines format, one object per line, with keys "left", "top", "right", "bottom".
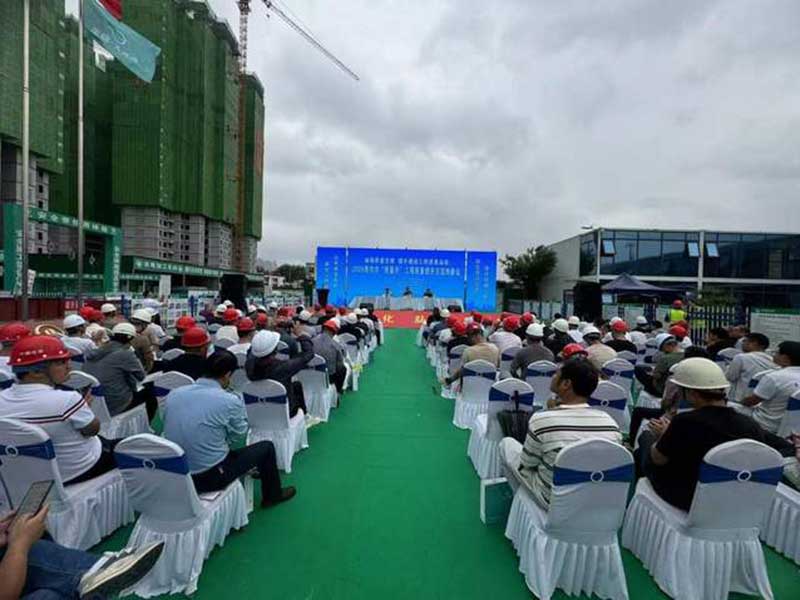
{"left": 288, "top": 381, "right": 307, "bottom": 418}
{"left": 65, "top": 437, "right": 120, "bottom": 485}
{"left": 192, "top": 442, "right": 283, "bottom": 503}
{"left": 129, "top": 386, "right": 158, "bottom": 421}
{"left": 629, "top": 407, "right": 665, "bottom": 441}
{"left": 331, "top": 367, "right": 347, "bottom": 394}
{"left": 634, "top": 365, "right": 659, "bottom": 397}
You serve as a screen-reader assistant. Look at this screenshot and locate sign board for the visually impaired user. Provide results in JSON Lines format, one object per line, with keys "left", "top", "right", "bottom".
{"left": 750, "top": 309, "right": 800, "bottom": 350}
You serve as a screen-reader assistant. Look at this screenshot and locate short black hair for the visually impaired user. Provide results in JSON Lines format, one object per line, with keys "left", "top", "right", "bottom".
{"left": 204, "top": 350, "right": 238, "bottom": 379}
{"left": 684, "top": 346, "right": 710, "bottom": 360}
{"left": 111, "top": 333, "right": 133, "bottom": 344}
{"left": 746, "top": 333, "right": 769, "bottom": 349}
{"left": 709, "top": 327, "right": 730, "bottom": 339}
{"left": 778, "top": 341, "right": 800, "bottom": 366}
{"left": 558, "top": 357, "right": 599, "bottom": 398}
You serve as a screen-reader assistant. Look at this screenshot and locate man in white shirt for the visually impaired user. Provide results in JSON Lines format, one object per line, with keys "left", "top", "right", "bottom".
{"left": 744, "top": 341, "right": 800, "bottom": 434}
{"left": 61, "top": 314, "right": 97, "bottom": 355}
{"left": 0, "top": 336, "right": 119, "bottom": 484}
{"left": 488, "top": 316, "right": 523, "bottom": 354}
{"left": 726, "top": 333, "right": 777, "bottom": 404}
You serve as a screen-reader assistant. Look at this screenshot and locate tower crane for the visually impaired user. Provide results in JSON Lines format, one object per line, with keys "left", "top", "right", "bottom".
{"left": 234, "top": 0, "right": 359, "bottom": 271}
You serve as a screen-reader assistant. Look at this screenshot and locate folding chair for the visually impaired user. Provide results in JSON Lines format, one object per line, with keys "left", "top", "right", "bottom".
{"left": 453, "top": 359, "right": 497, "bottom": 429}
{"left": 524, "top": 360, "right": 557, "bottom": 408}
{"left": 588, "top": 381, "right": 630, "bottom": 431}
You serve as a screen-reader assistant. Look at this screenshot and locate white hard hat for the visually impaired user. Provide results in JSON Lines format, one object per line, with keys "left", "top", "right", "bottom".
{"left": 63, "top": 314, "right": 86, "bottom": 329}
{"left": 251, "top": 330, "right": 280, "bottom": 358}
{"left": 236, "top": 309, "right": 243, "bottom": 318}
{"left": 670, "top": 358, "right": 730, "bottom": 391}
{"left": 100, "top": 303, "right": 116, "bottom": 314}
{"left": 298, "top": 310, "right": 312, "bottom": 323}
{"left": 146, "top": 307, "right": 160, "bottom": 317}
{"left": 654, "top": 333, "right": 676, "bottom": 350}
{"left": 86, "top": 323, "right": 107, "bottom": 338}
{"left": 346, "top": 313, "right": 358, "bottom": 324}
{"left": 257, "top": 305, "right": 267, "bottom": 312}
{"left": 248, "top": 305, "right": 257, "bottom": 314}
{"left": 526, "top": 323, "right": 545, "bottom": 338}
{"left": 224, "top": 300, "right": 234, "bottom": 307}
{"left": 215, "top": 304, "right": 227, "bottom": 314}
{"left": 609, "top": 316, "right": 623, "bottom": 325}
{"left": 582, "top": 325, "right": 601, "bottom": 338}
{"left": 568, "top": 316, "right": 580, "bottom": 326}
{"left": 268, "top": 302, "right": 278, "bottom": 309}
{"left": 440, "top": 309, "right": 451, "bottom": 318}
{"left": 131, "top": 309, "right": 152, "bottom": 323}
{"left": 111, "top": 322, "right": 137, "bottom": 338}
{"left": 552, "top": 318, "right": 569, "bottom": 333}
{"left": 636, "top": 316, "right": 648, "bottom": 325}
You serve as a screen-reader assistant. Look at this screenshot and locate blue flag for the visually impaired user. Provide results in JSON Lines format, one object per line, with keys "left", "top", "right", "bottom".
{"left": 83, "top": 0, "right": 161, "bottom": 83}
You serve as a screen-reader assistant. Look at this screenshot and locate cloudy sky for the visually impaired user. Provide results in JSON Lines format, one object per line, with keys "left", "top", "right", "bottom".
{"left": 75, "top": 1, "right": 800, "bottom": 265}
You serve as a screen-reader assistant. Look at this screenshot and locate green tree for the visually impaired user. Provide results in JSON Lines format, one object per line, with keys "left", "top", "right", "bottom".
{"left": 500, "top": 245, "right": 558, "bottom": 299}
{"left": 275, "top": 264, "right": 308, "bottom": 283}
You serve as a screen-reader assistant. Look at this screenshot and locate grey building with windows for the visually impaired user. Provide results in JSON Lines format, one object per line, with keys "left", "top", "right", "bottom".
{"left": 539, "top": 228, "right": 800, "bottom": 308}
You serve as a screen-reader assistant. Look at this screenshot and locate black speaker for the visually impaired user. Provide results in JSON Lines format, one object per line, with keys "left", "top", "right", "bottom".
{"left": 317, "top": 288, "right": 330, "bottom": 307}
{"left": 221, "top": 274, "right": 247, "bottom": 311}
{"left": 573, "top": 281, "right": 602, "bottom": 321}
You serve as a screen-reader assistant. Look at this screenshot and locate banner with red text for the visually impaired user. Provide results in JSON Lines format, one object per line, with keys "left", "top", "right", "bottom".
{"left": 374, "top": 311, "right": 498, "bottom": 329}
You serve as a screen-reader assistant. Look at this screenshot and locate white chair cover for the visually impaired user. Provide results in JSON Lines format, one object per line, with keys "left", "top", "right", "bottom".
{"left": 499, "top": 437, "right": 526, "bottom": 494}
{"left": 525, "top": 361, "right": 558, "bottom": 408}
{"left": 207, "top": 323, "right": 221, "bottom": 335}
{"left": 275, "top": 341, "right": 290, "bottom": 362}
{"left": 233, "top": 352, "right": 248, "bottom": 368}
{"left": 505, "top": 439, "right": 633, "bottom": 600}
{"left": 777, "top": 389, "right": 800, "bottom": 438}
{"left": 761, "top": 482, "right": 800, "bottom": 565}
{"left": 635, "top": 388, "right": 661, "bottom": 409}
{"left": 0, "top": 418, "right": 133, "bottom": 550}
{"left": 615, "top": 350, "right": 637, "bottom": 364}
{"left": 115, "top": 434, "right": 248, "bottom": 597}
{"left": 622, "top": 439, "right": 782, "bottom": 600}
{"left": 453, "top": 360, "right": 496, "bottom": 429}
{"left": 634, "top": 342, "right": 647, "bottom": 365}
{"left": 294, "top": 354, "right": 337, "bottom": 422}
{"left": 643, "top": 338, "right": 658, "bottom": 364}
{"left": 416, "top": 324, "right": 426, "bottom": 347}
{"left": 715, "top": 347, "right": 742, "bottom": 370}
{"left": 0, "top": 370, "right": 15, "bottom": 390}
{"left": 500, "top": 346, "right": 522, "bottom": 377}
{"left": 601, "top": 358, "right": 635, "bottom": 401}
{"left": 152, "top": 371, "right": 195, "bottom": 412}
{"left": 242, "top": 380, "right": 308, "bottom": 472}
{"left": 213, "top": 337, "right": 235, "bottom": 350}
{"left": 588, "top": 381, "right": 630, "bottom": 431}
{"left": 468, "top": 379, "right": 534, "bottom": 479}
{"left": 161, "top": 348, "right": 185, "bottom": 362}
{"left": 65, "top": 344, "right": 85, "bottom": 372}
{"left": 442, "top": 344, "right": 467, "bottom": 399}
{"left": 338, "top": 333, "right": 360, "bottom": 390}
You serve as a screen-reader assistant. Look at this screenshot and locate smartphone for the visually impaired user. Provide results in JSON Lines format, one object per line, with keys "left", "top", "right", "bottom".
{"left": 13, "top": 480, "right": 54, "bottom": 522}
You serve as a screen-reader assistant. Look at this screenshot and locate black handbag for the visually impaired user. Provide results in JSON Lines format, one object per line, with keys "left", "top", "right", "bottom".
{"left": 496, "top": 390, "right": 530, "bottom": 444}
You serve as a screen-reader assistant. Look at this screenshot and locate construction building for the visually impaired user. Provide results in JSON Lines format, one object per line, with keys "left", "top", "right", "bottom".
{"left": 0, "top": 0, "right": 265, "bottom": 296}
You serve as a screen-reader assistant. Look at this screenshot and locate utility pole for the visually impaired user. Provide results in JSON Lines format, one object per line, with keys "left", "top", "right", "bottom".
{"left": 21, "top": 0, "right": 30, "bottom": 320}
{"left": 77, "top": 0, "right": 86, "bottom": 305}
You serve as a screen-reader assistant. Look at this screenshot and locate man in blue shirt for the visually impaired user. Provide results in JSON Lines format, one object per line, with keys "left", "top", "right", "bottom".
{"left": 162, "top": 350, "right": 296, "bottom": 508}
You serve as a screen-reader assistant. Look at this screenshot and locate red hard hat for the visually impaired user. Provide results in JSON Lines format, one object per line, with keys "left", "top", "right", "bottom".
{"left": 669, "top": 325, "right": 688, "bottom": 339}
{"left": 223, "top": 308, "right": 239, "bottom": 323}
{"left": 503, "top": 316, "right": 520, "bottom": 331}
{"left": 237, "top": 317, "right": 255, "bottom": 333}
{"left": 338, "top": 307, "right": 348, "bottom": 316}
{"left": 675, "top": 319, "right": 689, "bottom": 329}
{"left": 611, "top": 320, "right": 628, "bottom": 333}
{"left": 0, "top": 322, "right": 32, "bottom": 344}
{"left": 323, "top": 319, "right": 339, "bottom": 332}
{"left": 9, "top": 335, "right": 71, "bottom": 367}
{"left": 277, "top": 307, "right": 291, "bottom": 318}
{"left": 79, "top": 306, "right": 95, "bottom": 320}
{"left": 466, "top": 323, "right": 482, "bottom": 335}
{"left": 256, "top": 314, "right": 269, "bottom": 327}
{"left": 521, "top": 312, "right": 534, "bottom": 325}
{"left": 453, "top": 321, "right": 468, "bottom": 336}
{"left": 471, "top": 312, "right": 483, "bottom": 323}
{"left": 561, "top": 343, "right": 588, "bottom": 359}
{"left": 500, "top": 312, "right": 511, "bottom": 320}
{"left": 446, "top": 315, "right": 460, "bottom": 328}
{"left": 325, "top": 305, "right": 336, "bottom": 315}
{"left": 672, "top": 299, "right": 683, "bottom": 308}
{"left": 181, "top": 327, "right": 211, "bottom": 348}
{"left": 90, "top": 308, "right": 104, "bottom": 323}
{"left": 175, "top": 316, "right": 196, "bottom": 332}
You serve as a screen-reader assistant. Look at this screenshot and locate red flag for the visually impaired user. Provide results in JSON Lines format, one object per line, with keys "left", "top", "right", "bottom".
{"left": 99, "top": 0, "right": 122, "bottom": 20}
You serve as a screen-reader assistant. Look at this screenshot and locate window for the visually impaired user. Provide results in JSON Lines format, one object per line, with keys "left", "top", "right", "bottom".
{"left": 601, "top": 240, "right": 616, "bottom": 256}
{"left": 706, "top": 243, "right": 719, "bottom": 258}
{"left": 687, "top": 242, "right": 700, "bottom": 258}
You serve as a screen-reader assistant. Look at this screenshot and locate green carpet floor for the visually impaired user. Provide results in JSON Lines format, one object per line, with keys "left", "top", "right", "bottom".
{"left": 96, "top": 329, "right": 800, "bottom": 598}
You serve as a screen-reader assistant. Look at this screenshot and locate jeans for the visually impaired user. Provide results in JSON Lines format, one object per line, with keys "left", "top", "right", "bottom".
{"left": 192, "top": 443, "right": 283, "bottom": 504}
{"left": 0, "top": 540, "right": 97, "bottom": 599}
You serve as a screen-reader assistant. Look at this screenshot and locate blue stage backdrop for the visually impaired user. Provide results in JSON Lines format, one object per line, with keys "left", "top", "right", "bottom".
{"left": 315, "top": 247, "right": 497, "bottom": 311}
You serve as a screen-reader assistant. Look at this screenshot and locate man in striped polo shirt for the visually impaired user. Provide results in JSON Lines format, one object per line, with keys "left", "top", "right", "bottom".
{"left": 502, "top": 357, "right": 622, "bottom": 508}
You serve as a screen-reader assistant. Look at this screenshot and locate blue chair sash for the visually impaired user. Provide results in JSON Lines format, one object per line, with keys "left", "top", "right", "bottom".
{"left": 553, "top": 463, "right": 633, "bottom": 486}
{"left": 588, "top": 397, "right": 627, "bottom": 410}
{"left": 527, "top": 368, "right": 557, "bottom": 378}
{"left": 152, "top": 386, "right": 172, "bottom": 398}
{"left": 243, "top": 392, "right": 287, "bottom": 406}
{"left": 91, "top": 385, "right": 106, "bottom": 398}
{"left": 698, "top": 462, "right": 782, "bottom": 486}
{"left": 463, "top": 367, "right": 496, "bottom": 381}
{"left": 489, "top": 387, "right": 534, "bottom": 406}
{"left": 115, "top": 452, "right": 189, "bottom": 475}
{"left": 448, "top": 353, "right": 463, "bottom": 360}
{"left": 0, "top": 379, "right": 15, "bottom": 390}
{"left": 788, "top": 396, "right": 800, "bottom": 411}
{"left": 71, "top": 354, "right": 85, "bottom": 363}
{"left": 307, "top": 364, "right": 327, "bottom": 373}
{"left": 602, "top": 368, "right": 634, "bottom": 379}
{"left": 0, "top": 439, "right": 55, "bottom": 460}
{"left": 748, "top": 378, "right": 760, "bottom": 389}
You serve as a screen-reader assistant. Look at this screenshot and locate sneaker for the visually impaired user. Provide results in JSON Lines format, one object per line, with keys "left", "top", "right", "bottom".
{"left": 79, "top": 541, "right": 165, "bottom": 599}
{"left": 261, "top": 486, "right": 296, "bottom": 508}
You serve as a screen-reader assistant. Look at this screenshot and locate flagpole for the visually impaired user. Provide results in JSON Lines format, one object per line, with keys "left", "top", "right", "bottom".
{"left": 21, "top": 0, "right": 30, "bottom": 321}
{"left": 77, "top": 0, "right": 85, "bottom": 306}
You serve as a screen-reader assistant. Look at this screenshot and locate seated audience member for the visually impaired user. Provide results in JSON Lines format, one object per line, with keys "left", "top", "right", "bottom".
{"left": 725, "top": 333, "right": 776, "bottom": 404}
{"left": 100, "top": 303, "right": 118, "bottom": 331}
{"left": 545, "top": 319, "right": 571, "bottom": 357}
{"left": 650, "top": 319, "right": 664, "bottom": 334}
{"left": 605, "top": 320, "right": 638, "bottom": 354}
{"left": 61, "top": 314, "right": 97, "bottom": 354}
{"left": 488, "top": 316, "right": 523, "bottom": 354}
{"left": 669, "top": 324, "right": 693, "bottom": 350}
{"left": 558, "top": 342, "right": 588, "bottom": 363}
{"left": 505, "top": 358, "right": 622, "bottom": 507}
{"left": 160, "top": 315, "right": 196, "bottom": 352}
{"left": 583, "top": 325, "right": 617, "bottom": 371}
{"left": 743, "top": 341, "right": 800, "bottom": 434}
{"left": 129, "top": 309, "right": 156, "bottom": 373}
{"left": 312, "top": 319, "right": 348, "bottom": 393}
{"left": 215, "top": 308, "right": 241, "bottom": 343}
{"left": 444, "top": 324, "right": 500, "bottom": 385}
{"left": 730, "top": 324, "right": 749, "bottom": 350}
{"left": 511, "top": 324, "right": 554, "bottom": 379}
{"left": 426, "top": 307, "right": 442, "bottom": 328}
{"left": 339, "top": 312, "right": 364, "bottom": 342}
{"left": 0, "top": 336, "right": 122, "bottom": 484}
{"left": 294, "top": 310, "right": 316, "bottom": 337}
{"left": 0, "top": 323, "right": 32, "bottom": 372}
{"left": 446, "top": 320, "right": 470, "bottom": 353}
{"left": 85, "top": 323, "right": 153, "bottom": 419}
{"left": 0, "top": 507, "right": 164, "bottom": 600}
{"left": 246, "top": 327, "right": 313, "bottom": 417}
{"left": 567, "top": 316, "right": 584, "bottom": 344}
{"left": 640, "top": 358, "right": 794, "bottom": 511}
{"left": 515, "top": 313, "right": 536, "bottom": 341}
{"left": 163, "top": 351, "right": 296, "bottom": 509}
{"left": 164, "top": 327, "right": 211, "bottom": 380}
{"left": 634, "top": 333, "right": 683, "bottom": 398}
{"left": 428, "top": 309, "right": 451, "bottom": 342}
{"left": 228, "top": 318, "right": 256, "bottom": 354}
{"left": 705, "top": 327, "right": 736, "bottom": 360}
{"left": 255, "top": 313, "right": 269, "bottom": 331}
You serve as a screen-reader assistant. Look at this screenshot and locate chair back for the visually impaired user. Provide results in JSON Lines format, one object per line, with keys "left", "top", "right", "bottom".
{"left": 338, "top": 333, "right": 360, "bottom": 364}
{"left": 0, "top": 418, "right": 66, "bottom": 508}
{"left": 601, "top": 358, "right": 635, "bottom": 399}
{"left": 545, "top": 438, "right": 633, "bottom": 537}
{"left": 688, "top": 439, "right": 782, "bottom": 530}
{"left": 207, "top": 323, "right": 221, "bottom": 335}
{"left": 777, "top": 389, "right": 800, "bottom": 438}
{"left": 214, "top": 337, "right": 235, "bottom": 351}
{"left": 152, "top": 371, "right": 195, "bottom": 408}
{"left": 635, "top": 342, "right": 647, "bottom": 365}
{"left": 447, "top": 344, "right": 467, "bottom": 378}
{"left": 242, "top": 380, "right": 291, "bottom": 432}
{"left": 587, "top": 381, "right": 629, "bottom": 429}
{"left": 487, "top": 379, "right": 534, "bottom": 440}
{"left": 61, "top": 371, "right": 111, "bottom": 424}
{"left": 715, "top": 347, "right": 742, "bottom": 368}
{"left": 748, "top": 369, "right": 772, "bottom": 393}
{"left": 525, "top": 360, "right": 558, "bottom": 407}
{"left": 161, "top": 348, "right": 185, "bottom": 362}
{"left": 644, "top": 338, "right": 658, "bottom": 364}
{"left": 64, "top": 343, "right": 85, "bottom": 372}
{"left": 234, "top": 352, "right": 248, "bottom": 368}
{"left": 230, "top": 368, "right": 250, "bottom": 393}
{"left": 295, "top": 354, "right": 330, "bottom": 394}
{"left": 0, "top": 370, "right": 15, "bottom": 390}
{"left": 460, "top": 360, "right": 497, "bottom": 406}
{"left": 615, "top": 350, "right": 637, "bottom": 365}
{"left": 500, "top": 346, "right": 522, "bottom": 374}
{"left": 114, "top": 434, "right": 203, "bottom": 521}
{"left": 276, "top": 341, "right": 290, "bottom": 361}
